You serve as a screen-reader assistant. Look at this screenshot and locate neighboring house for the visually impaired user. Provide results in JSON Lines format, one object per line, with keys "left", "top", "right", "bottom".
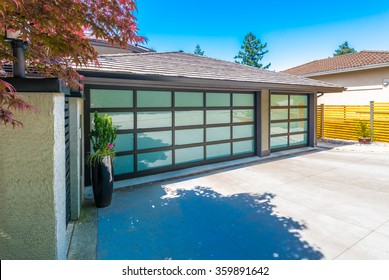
{"left": 89, "top": 38, "right": 154, "bottom": 54}
{"left": 282, "top": 51, "right": 389, "bottom": 105}
{"left": 78, "top": 51, "right": 343, "bottom": 184}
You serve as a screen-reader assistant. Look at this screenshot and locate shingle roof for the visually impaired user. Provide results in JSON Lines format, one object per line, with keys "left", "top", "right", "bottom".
{"left": 282, "top": 51, "right": 389, "bottom": 76}
{"left": 79, "top": 52, "right": 342, "bottom": 91}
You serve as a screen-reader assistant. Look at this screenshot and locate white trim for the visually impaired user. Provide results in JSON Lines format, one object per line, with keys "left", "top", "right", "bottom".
{"left": 303, "top": 63, "right": 389, "bottom": 77}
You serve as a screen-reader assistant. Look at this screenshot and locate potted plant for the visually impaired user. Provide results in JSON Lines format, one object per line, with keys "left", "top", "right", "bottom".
{"left": 87, "top": 112, "right": 117, "bottom": 208}
{"left": 357, "top": 120, "right": 371, "bottom": 144}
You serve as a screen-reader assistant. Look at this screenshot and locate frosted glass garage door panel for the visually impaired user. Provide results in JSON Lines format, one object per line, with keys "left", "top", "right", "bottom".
{"left": 233, "top": 94, "right": 254, "bottom": 106}
{"left": 290, "top": 108, "right": 308, "bottom": 119}
{"left": 290, "top": 95, "right": 308, "bottom": 106}
{"left": 175, "top": 129, "right": 204, "bottom": 145}
{"left": 271, "top": 122, "right": 288, "bottom": 135}
{"left": 289, "top": 133, "right": 308, "bottom": 146}
{"left": 175, "top": 111, "right": 204, "bottom": 126}
{"left": 206, "top": 127, "right": 231, "bottom": 142}
{"left": 233, "top": 125, "right": 254, "bottom": 139}
{"left": 175, "top": 147, "right": 204, "bottom": 164}
{"left": 290, "top": 121, "right": 308, "bottom": 133}
{"left": 206, "top": 110, "right": 231, "bottom": 124}
{"left": 137, "top": 131, "right": 172, "bottom": 150}
{"left": 138, "top": 151, "right": 173, "bottom": 171}
{"left": 114, "top": 133, "right": 134, "bottom": 152}
{"left": 233, "top": 109, "right": 254, "bottom": 123}
{"left": 90, "top": 89, "right": 133, "bottom": 108}
{"left": 175, "top": 92, "right": 203, "bottom": 107}
{"left": 206, "top": 93, "right": 230, "bottom": 107}
{"left": 271, "top": 109, "right": 288, "bottom": 121}
{"left": 137, "top": 112, "right": 172, "bottom": 129}
{"left": 113, "top": 155, "right": 134, "bottom": 175}
{"left": 271, "top": 95, "right": 288, "bottom": 107}
{"left": 137, "top": 91, "right": 171, "bottom": 107}
{"left": 270, "top": 136, "right": 288, "bottom": 149}
{"left": 90, "top": 112, "right": 134, "bottom": 130}
{"left": 233, "top": 140, "right": 254, "bottom": 155}
{"left": 206, "top": 143, "right": 231, "bottom": 159}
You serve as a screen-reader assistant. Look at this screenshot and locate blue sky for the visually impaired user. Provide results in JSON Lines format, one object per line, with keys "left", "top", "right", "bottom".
{"left": 136, "top": 0, "right": 389, "bottom": 71}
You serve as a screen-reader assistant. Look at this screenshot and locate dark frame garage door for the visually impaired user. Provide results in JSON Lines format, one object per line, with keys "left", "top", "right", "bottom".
{"left": 85, "top": 87, "right": 257, "bottom": 181}
{"left": 270, "top": 92, "right": 309, "bottom": 151}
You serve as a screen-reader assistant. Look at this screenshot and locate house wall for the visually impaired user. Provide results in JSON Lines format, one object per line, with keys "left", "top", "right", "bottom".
{"left": 311, "top": 67, "right": 389, "bottom": 105}
{"left": 0, "top": 92, "right": 67, "bottom": 259}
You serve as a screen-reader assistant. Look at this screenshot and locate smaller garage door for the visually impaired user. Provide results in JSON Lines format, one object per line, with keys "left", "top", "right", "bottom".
{"left": 270, "top": 93, "right": 309, "bottom": 151}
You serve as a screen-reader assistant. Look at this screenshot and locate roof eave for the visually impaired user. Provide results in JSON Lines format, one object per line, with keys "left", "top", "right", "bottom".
{"left": 301, "top": 62, "right": 389, "bottom": 77}
{"left": 78, "top": 70, "right": 345, "bottom": 93}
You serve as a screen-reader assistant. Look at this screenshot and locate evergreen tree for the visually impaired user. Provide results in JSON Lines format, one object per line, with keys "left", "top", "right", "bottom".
{"left": 194, "top": 44, "right": 205, "bottom": 56}
{"left": 333, "top": 41, "right": 357, "bottom": 56}
{"left": 234, "top": 32, "right": 270, "bottom": 69}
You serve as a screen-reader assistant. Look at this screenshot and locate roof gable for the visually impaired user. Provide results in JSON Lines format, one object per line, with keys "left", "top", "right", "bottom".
{"left": 282, "top": 51, "right": 389, "bottom": 76}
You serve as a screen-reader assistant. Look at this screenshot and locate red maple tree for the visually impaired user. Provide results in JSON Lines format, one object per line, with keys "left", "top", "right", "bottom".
{"left": 0, "top": 0, "right": 145, "bottom": 127}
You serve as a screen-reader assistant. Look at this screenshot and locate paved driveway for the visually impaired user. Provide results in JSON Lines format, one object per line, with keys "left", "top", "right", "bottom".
{"left": 97, "top": 149, "right": 389, "bottom": 260}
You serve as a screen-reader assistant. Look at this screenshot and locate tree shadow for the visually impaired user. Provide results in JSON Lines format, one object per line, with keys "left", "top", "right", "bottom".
{"left": 97, "top": 185, "right": 323, "bottom": 260}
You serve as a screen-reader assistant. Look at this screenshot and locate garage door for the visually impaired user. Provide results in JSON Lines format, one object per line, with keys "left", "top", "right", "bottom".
{"left": 88, "top": 89, "right": 256, "bottom": 180}
{"left": 270, "top": 93, "right": 309, "bottom": 151}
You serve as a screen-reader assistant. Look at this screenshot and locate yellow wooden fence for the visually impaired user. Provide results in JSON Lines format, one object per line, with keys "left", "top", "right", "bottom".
{"left": 317, "top": 102, "right": 389, "bottom": 143}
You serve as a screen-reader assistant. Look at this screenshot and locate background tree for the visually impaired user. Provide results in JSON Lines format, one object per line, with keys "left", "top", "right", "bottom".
{"left": 234, "top": 32, "right": 270, "bottom": 69}
{"left": 0, "top": 0, "right": 145, "bottom": 127}
{"left": 333, "top": 41, "right": 357, "bottom": 56}
{"left": 194, "top": 44, "right": 205, "bottom": 56}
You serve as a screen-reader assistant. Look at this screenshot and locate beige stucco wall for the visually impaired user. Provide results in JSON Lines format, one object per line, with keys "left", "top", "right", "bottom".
{"left": 311, "top": 67, "right": 389, "bottom": 105}
{"left": 0, "top": 92, "right": 67, "bottom": 259}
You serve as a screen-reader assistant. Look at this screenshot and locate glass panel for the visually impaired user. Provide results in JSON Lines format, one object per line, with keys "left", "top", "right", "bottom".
{"left": 176, "top": 146, "right": 204, "bottom": 164}
{"left": 233, "top": 140, "right": 254, "bottom": 155}
{"left": 138, "top": 150, "right": 172, "bottom": 171}
{"left": 137, "top": 112, "right": 172, "bottom": 129}
{"left": 290, "top": 95, "right": 308, "bottom": 106}
{"left": 175, "top": 92, "right": 203, "bottom": 107}
{"left": 270, "top": 122, "right": 288, "bottom": 135}
{"left": 90, "top": 89, "right": 133, "bottom": 108}
{"left": 233, "top": 125, "right": 254, "bottom": 139}
{"left": 271, "top": 109, "right": 288, "bottom": 121}
{"left": 113, "top": 155, "right": 134, "bottom": 175}
{"left": 137, "top": 91, "right": 171, "bottom": 107}
{"left": 271, "top": 136, "right": 288, "bottom": 149}
{"left": 206, "top": 143, "right": 231, "bottom": 159}
{"left": 206, "top": 127, "right": 231, "bottom": 142}
{"left": 206, "top": 93, "right": 230, "bottom": 107}
{"left": 233, "top": 109, "right": 254, "bottom": 123}
{"left": 175, "top": 111, "right": 204, "bottom": 126}
{"left": 137, "top": 131, "right": 172, "bottom": 150}
{"left": 90, "top": 112, "right": 134, "bottom": 130}
{"left": 290, "top": 108, "right": 308, "bottom": 119}
{"left": 290, "top": 121, "right": 308, "bottom": 133}
{"left": 233, "top": 94, "right": 254, "bottom": 107}
{"left": 206, "top": 110, "right": 231, "bottom": 124}
{"left": 289, "top": 133, "right": 308, "bottom": 146}
{"left": 175, "top": 129, "right": 204, "bottom": 145}
{"left": 114, "top": 134, "right": 134, "bottom": 152}
{"left": 271, "top": 95, "right": 288, "bottom": 107}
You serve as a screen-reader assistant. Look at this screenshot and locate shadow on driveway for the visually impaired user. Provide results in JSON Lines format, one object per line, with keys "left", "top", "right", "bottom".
{"left": 97, "top": 185, "right": 323, "bottom": 260}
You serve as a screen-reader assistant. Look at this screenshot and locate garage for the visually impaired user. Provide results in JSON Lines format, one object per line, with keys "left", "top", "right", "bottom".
{"left": 87, "top": 88, "right": 256, "bottom": 180}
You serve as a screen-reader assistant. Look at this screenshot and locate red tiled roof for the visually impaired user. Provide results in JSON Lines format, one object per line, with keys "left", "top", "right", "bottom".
{"left": 282, "top": 51, "right": 389, "bottom": 76}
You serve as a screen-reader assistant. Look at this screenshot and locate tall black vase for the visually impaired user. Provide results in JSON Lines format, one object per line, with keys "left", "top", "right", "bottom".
{"left": 91, "top": 156, "right": 114, "bottom": 208}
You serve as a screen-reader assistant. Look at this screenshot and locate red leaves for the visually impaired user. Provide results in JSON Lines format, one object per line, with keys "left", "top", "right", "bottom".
{"left": 1, "top": 0, "right": 145, "bottom": 127}
{"left": 0, "top": 79, "right": 36, "bottom": 128}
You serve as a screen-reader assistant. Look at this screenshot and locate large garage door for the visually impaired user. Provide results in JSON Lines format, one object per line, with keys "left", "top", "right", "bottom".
{"left": 87, "top": 89, "right": 256, "bottom": 180}
{"left": 270, "top": 93, "right": 309, "bottom": 151}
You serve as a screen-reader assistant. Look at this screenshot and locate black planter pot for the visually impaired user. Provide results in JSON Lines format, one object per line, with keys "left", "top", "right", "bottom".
{"left": 91, "top": 156, "right": 114, "bottom": 208}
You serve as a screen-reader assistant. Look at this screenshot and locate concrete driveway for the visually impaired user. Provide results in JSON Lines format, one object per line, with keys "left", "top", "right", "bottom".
{"left": 96, "top": 149, "right": 389, "bottom": 260}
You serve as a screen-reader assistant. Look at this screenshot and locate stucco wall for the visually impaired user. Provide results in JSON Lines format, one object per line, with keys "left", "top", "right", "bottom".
{"left": 311, "top": 67, "right": 389, "bottom": 105}
{"left": 0, "top": 92, "right": 67, "bottom": 259}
